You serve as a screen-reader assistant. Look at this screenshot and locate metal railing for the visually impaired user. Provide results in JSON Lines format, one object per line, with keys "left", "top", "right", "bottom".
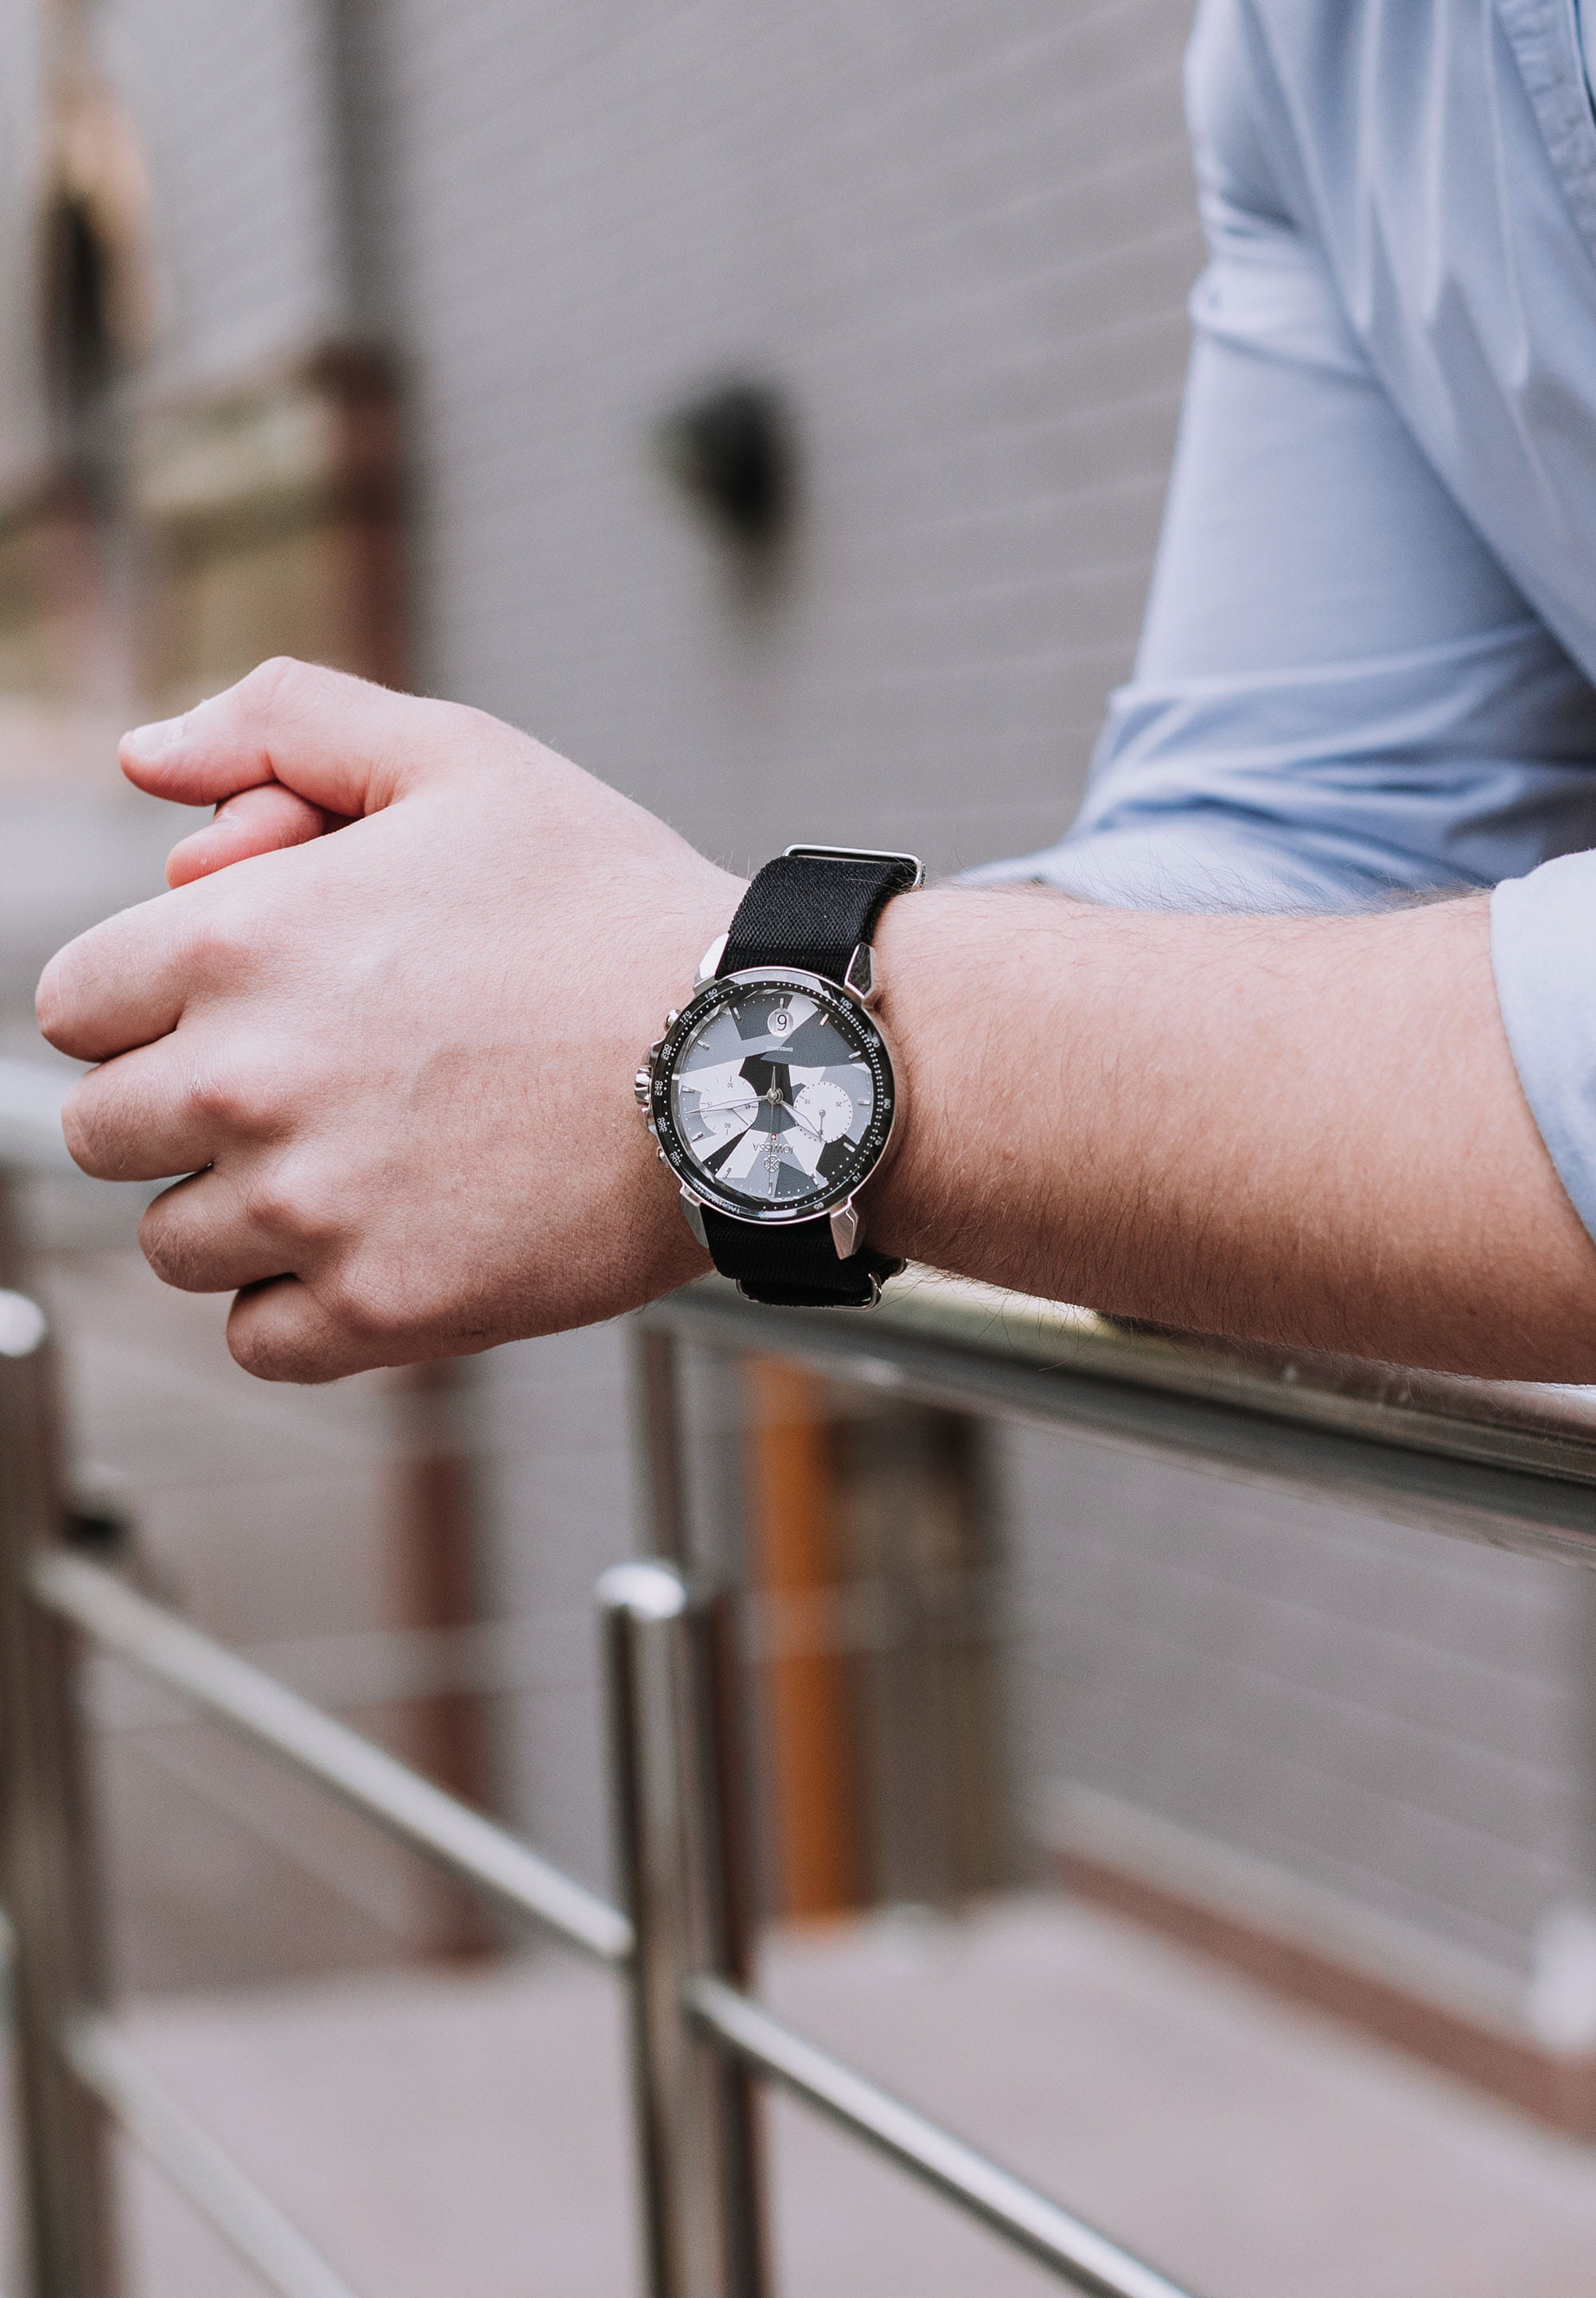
{"left": 5, "top": 1056, "right": 1596, "bottom": 2296}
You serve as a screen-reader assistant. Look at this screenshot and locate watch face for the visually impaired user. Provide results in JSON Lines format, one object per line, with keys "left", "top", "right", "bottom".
{"left": 652, "top": 969, "right": 895, "bottom": 1222}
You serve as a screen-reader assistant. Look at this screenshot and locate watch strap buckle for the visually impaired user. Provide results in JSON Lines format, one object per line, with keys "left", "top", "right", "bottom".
{"left": 781, "top": 842, "right": 925, "bottom": 890}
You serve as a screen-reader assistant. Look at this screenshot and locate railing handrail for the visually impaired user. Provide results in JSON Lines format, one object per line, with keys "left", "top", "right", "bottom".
{"left": 650, "top": 1276, "right": 1596, "bottom": 1568}
{"left": 685, "top": 1974, "right": 1196, "bottom": 2298}
{"left": 857, "top": 1272, "right": 1596, "bottom": 1480}
{"left": 32, "top": 1552, "right": 634, "bottom": 1968}
{"left": 30, "top": 1546, "right": 1197, "bottom": 2298}
{"left": 0, "top": 1056, "right": 1209, "bottom": 2292}
{"left": 63, "top": 2016, "right": 366, "bottom": 2298}
{"left": 14, "top": 1035, "right": 1596, "bottom": 1523}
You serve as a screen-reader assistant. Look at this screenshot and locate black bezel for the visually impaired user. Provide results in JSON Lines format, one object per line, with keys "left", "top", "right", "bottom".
{"left": 650, "top": 966, "right": 897, "bottom": 1226}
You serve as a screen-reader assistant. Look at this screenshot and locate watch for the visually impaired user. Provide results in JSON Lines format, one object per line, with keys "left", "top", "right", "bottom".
{"left": 635, "top": 843, "right": 924, "bottom": 1307}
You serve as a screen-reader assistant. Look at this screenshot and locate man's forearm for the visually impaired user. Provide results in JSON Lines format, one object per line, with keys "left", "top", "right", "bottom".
{"left": 39, "top": 665, "right": 1596, "bottom": 1385}
{"left": 865, "top": 888, "right": 1596, "bottom": 1379}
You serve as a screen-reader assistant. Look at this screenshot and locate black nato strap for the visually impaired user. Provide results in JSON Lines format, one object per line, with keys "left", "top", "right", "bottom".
{"left": 701, "top": 1207, "right": 903, "bottom": 1308}
{"left": 705, "top": 847, "right": 919, "bottom": 1309}
{"left": 719, "top": 847, "right": 921, "bottom": 988}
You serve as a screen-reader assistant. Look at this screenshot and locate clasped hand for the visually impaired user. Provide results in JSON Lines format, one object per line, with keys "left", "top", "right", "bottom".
{"left": 36, "top": 659, "right": 737, "bottom": 1380}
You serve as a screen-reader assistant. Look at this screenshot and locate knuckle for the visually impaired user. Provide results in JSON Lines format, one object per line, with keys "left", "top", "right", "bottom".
{"left": 236, "top": 654, "right": 353, "bottom": 735}
{"left": 236, "top": 656, "right": 311, "bottom": 716}
{"left": 186, "top": 1053, "right": 271, "bottom": 1135}
{"left": 239, "top": 1163, "right": 337, "bottom": 1246}
{"left": 318, "top": 1261, "right": 409, "bottom": 1348}
{"left": 181, "top": 906, "right": 259, "bottom": 985}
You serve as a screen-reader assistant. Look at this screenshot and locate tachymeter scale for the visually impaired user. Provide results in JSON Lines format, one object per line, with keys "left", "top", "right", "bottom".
{"left": 659, "top": 977, "right": 891, "bottom": 1216}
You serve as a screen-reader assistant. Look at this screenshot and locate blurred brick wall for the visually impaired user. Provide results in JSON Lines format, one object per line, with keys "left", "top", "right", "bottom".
{"left": 97, "top": 0, "right": 349, "bottom": 398}
{"left": 377, "top": 0, "right": 1200, "bottom": 878}
{"left": 1001, "top": 1427, "right": 1594, "bottom": 2011}
{"left": 0, "top": 3, "right": 49, "bottom": 489}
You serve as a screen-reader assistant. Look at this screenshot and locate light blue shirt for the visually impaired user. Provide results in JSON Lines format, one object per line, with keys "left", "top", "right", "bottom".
{"left": 979, "top": 0, "right": 1596, "bottom": 1247}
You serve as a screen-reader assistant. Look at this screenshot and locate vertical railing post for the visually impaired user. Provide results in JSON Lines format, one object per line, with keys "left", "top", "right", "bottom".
{"left": 0, "top": 1174, "right": 117, "bottom": 2297}
{"left": 599, "top": 1561, "right": 768, "bottom": 2298}
{"left": 630, "top": 1323, "right": 692, "bottom": 1566}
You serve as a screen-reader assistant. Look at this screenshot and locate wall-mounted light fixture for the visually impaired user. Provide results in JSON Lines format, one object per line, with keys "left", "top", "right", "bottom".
{"left": 653, "top": 380, "right": 795, "bottom": 551}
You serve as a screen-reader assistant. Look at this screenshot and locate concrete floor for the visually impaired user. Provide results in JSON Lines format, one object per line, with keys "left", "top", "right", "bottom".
{"left": 104, "top": 1897, "right": 1596, "bottom": 2298}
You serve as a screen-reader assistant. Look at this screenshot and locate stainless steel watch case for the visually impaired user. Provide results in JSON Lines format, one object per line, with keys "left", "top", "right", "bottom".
{"left": 636, "top": 950, "right": 902, "bottom": 1261}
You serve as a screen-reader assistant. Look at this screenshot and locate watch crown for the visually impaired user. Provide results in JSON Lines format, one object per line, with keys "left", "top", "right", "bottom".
{"left": 658, "top": 1147, "right": 668, "bottom": 1163}
{"left": 665, "top": 1009, "right": 680, "bottom": 1027}
{"left": 634, "top": 1068, "right": 650, "bottom": 1108}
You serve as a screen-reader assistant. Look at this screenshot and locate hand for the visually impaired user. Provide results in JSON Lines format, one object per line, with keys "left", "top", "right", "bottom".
{"left": 37, "top": 659, "right": 738, "bottom": 1380}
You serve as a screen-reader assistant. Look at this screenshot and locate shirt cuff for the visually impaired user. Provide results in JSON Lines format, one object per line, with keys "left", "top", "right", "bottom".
{"left": 1491, "top": 851, "right": 1596, "bottom": 1246}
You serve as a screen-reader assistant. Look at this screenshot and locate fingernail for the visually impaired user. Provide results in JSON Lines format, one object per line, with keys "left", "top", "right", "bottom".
{"left": 121, "top": 714, "right": 187, "bottom": 760}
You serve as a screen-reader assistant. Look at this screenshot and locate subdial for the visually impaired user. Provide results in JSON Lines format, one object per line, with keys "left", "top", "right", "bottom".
{"left": 793, "top": 1080, "right": 854, "bottom": 1143}
{"left": 685, "top": 1084, "right": 757, "bottom": 1144}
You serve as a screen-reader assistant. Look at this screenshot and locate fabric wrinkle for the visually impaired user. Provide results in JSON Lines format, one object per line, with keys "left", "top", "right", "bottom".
{"left": 970, "top": 0, "right": 1596, "bottom": 1244}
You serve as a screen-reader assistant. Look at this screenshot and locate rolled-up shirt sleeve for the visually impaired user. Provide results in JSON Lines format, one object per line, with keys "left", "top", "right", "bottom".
{"left": 971, "top": 0, "right": 1596, "bottom": 914}
{"left": 1492, "top": 857, "right": 1596, "bottom": 1246}
{"left": 967, "top": 0, "right": 1596, "bottom": 1247}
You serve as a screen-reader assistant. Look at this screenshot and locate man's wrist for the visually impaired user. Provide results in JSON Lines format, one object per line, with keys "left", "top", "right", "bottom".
{"left": 858, "top": 884, "right": 975, "bottom": 1269}
{"left": 618, "top": 872, "right": 748, "bottom": 1290}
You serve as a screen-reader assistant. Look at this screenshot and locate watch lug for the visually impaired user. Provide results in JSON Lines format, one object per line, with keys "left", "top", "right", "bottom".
{"left": 829, "top": 1201, "right": 860, "bottom": 1260}
{"left": 693, "top": 931, "right": 729, "bottom": 987}
{"left": 843, "top": 942, "right": 875, "bottom": 1003}
{"left": 679, "top": 1190, "right": 709, "bottom": 1250}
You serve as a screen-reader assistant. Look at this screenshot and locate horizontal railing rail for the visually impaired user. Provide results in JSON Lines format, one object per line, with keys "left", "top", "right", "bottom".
{"left": 34, "top": 1553, "right": 633, "bottom": 1967}
{"left": 20, "top": 1542, "right": 1202, "bottom": 2298}
{"left": 8, "top": 1044, "right": 1596, "bottom": 1538}
{"left": 63, "top": 2016, "right": 366, "bottom": 2298}
{"left": 648, "top": 1272, "right": 1596, "bottom": 1568}
{"left": 684, "top": 1975, "right": 1194, "bottom": 2298}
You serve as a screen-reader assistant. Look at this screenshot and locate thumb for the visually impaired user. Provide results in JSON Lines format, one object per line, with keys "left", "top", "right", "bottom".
{"left": 119, "top": 657, "right": 464, "bottom": 819}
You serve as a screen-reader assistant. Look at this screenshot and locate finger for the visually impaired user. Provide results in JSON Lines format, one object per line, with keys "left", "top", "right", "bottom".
{"left": 38, "top": 875, "right": 251, "bottom": 1062}
{"left": 118, "top": 657, "right": 485, "bottom": 819}
{"left": 226, "top": 1274, "right": 409, "bottom": 1384}
{"left": 40, "top": 898, "right": 190, "bottom": 1062}
{"left": 139, "top": 1172, "right": 301, "bottom": 1294}
{"left": 167, "top": 783, "right": 334, "bottom": 888}
{"left": 61, "top": 1037, "right": 285, "bottom": 1181}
